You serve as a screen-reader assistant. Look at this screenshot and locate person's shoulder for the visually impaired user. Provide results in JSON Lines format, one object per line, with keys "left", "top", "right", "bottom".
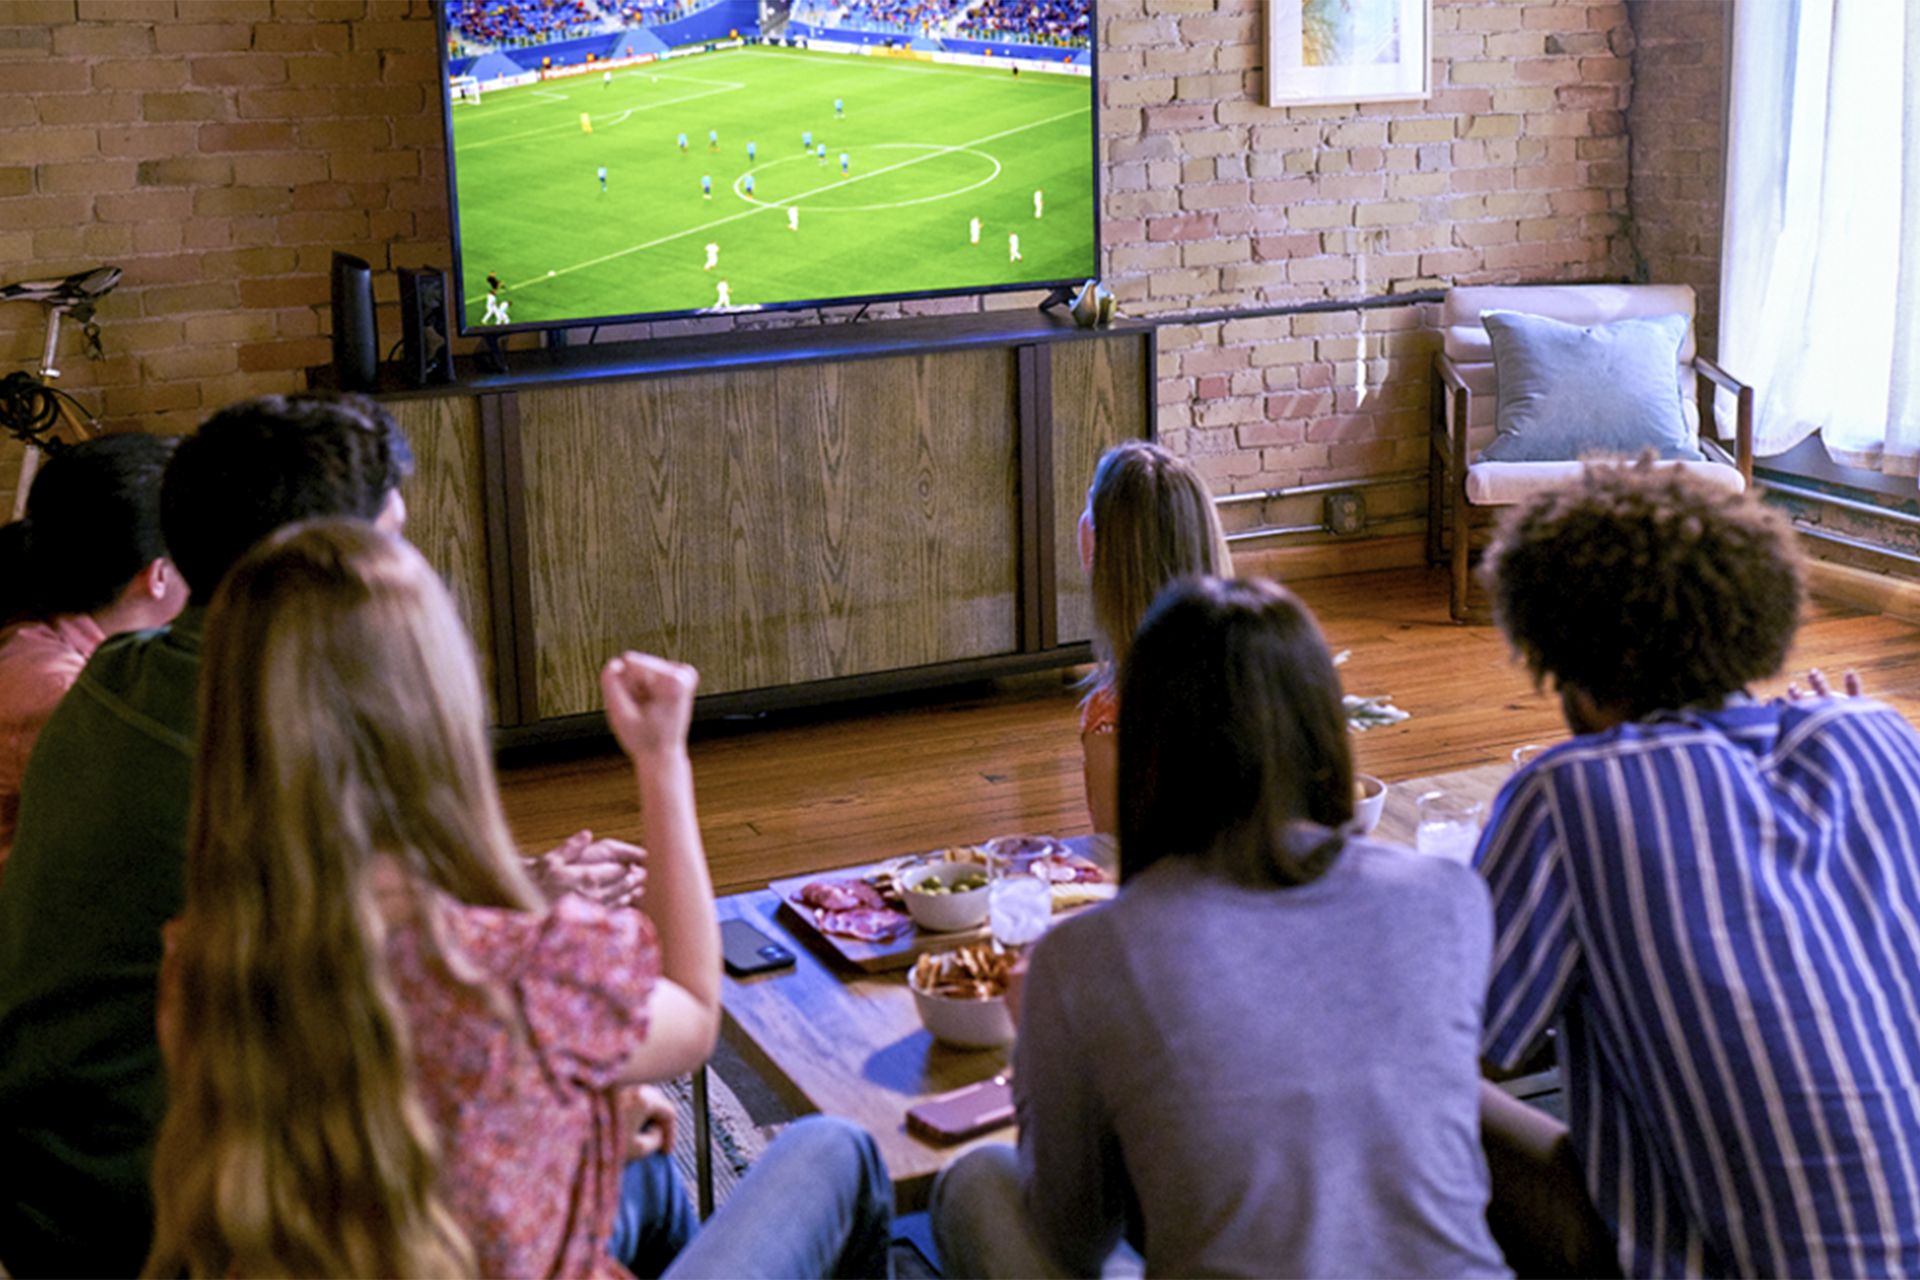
{"left": 1342, "top": 837, "right": 1487, "bottom": 902}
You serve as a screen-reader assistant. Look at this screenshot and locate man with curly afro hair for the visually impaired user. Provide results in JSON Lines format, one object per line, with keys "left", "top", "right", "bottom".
{"left": 1472, "top": 459, "right": 1920, "bottom": 1278}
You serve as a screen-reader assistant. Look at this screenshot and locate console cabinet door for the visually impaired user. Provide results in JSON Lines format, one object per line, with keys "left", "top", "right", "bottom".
{"left": 515, "top": 349, "right": 1021, "bottom": 717}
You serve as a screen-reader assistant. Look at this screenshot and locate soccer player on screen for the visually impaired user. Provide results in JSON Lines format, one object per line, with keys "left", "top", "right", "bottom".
{"left": 603, "top": 69, "right": 612, "bottom": 87}
{"left": 788, "top": 206, "right": 800, "bottom": 231}
{"left": 483, "top": 284, "right": 510, "bottom": 325}
{"left": 708, "top": 129, "right": 718, "bottom": 150}
{"left": 969, "top": 216, "right": 981, "bottom": 245}
{"left": 839, "top": 152, "right": 849, "bottom": 175}
{"left": 716, "top": 280, "right": 731, "bottom": 308}
{"left": 678, "top": 131, "right": 688, "bottom": 152}
{"left": 1034, "top": 189, "right": 1044, "bottom": 218}
{"left": 816, "top": 143, "right": 827, "bottom": 164}
{"left": 1009, "top": 232, "right": 1021, "bottom": 262}
{"left": 802, "top": 129, "right": 812, "bottom": 151}
{"left": 704, "top": 242, "right": 719, "bottom": 270}
{"left": 744, "top": 174, "right": 756, "bottom": 198}
{"left": 835, "top": 97, "right": 844, "bottom": 116}
{"left": 748, "top": 140, "right": 757, "bottom": 161}
{"left": 597, "top": 165, "right": 608, "bottom": 193}
{"left": 702, "top": 174, "right": 712, "bottom": 199}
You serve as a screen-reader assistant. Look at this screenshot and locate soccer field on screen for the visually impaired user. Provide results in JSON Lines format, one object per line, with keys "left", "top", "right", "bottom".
{"left": 448, "top": 46, "right": 1097, "bottom": 329}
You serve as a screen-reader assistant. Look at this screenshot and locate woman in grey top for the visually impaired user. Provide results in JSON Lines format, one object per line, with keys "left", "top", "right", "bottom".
{"left": 931, "top": 577, "right": 1509, "bottom": 1279}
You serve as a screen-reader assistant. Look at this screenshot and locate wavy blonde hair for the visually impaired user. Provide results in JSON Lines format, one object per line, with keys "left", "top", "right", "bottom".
{"left": 1087, "top": 441, "right": 1233, "bottom": 684}
{"left": 146, "top": 519, "right": 541, "bottom": 1279}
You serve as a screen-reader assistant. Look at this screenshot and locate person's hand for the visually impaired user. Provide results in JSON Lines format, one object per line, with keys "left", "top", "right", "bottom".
{"left": 622, "top": 1082, "right": 677, "bottom": 1161}
{"left": 601, "top": 652, "right": 699, "bottom": 763}
{"left": 529, "top": 830, "right": 648, "bottom": 909}
{"left": 1786, "top": 667, "right": 1864, "bottom": 700}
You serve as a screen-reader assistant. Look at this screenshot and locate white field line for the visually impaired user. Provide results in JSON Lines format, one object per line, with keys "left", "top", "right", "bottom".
{"left": 460, "top": 78, "right": 748, "bottom": 150}
{"left": 739, "top": 43, "right": 1088, "bottom": 83}
{"left": 506, "top": 103, "right": 1089, "bottom": 291}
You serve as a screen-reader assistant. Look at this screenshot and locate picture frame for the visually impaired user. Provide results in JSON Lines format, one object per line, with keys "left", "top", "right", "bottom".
{"left": 1265, "top": 0, "right": 1431, "bottom": 108}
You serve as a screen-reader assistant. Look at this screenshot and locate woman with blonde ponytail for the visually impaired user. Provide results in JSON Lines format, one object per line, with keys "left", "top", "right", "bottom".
{"left": 148, "top": 520, "right": 890, "bottom": 1279}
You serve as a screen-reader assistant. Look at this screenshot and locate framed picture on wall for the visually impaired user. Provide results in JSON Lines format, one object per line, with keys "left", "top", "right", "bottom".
{"left": 1265, "top": 0, "right": 1431, "bottom": 107}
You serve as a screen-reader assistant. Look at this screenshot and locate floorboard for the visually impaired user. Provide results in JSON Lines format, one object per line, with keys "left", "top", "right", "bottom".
{"left": 498, "top": 566, "right": 1920, "bottom": 895}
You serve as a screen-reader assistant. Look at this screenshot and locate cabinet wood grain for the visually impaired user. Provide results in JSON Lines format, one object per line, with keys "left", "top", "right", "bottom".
{"left": 1049, "top": 333, "right": 1150, "bottom": 644}
{"left": 517, "top": 350, "right": 1022, "bottom": 717}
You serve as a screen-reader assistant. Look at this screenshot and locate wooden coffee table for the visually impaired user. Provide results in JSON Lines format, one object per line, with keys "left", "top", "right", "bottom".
{"left": 710, "top": 762, "right": 1510, "bottom": 1211}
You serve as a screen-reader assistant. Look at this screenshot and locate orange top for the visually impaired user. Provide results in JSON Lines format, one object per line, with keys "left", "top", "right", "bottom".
{"left": 0, "top": 614, "right": 105, "bottom": 866}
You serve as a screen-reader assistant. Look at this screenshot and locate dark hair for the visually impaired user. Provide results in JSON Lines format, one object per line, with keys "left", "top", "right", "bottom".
{"left": 1485, "top": 459, "right": 1802, "bottom": 719}
{"left": 3, "top": 433, "right": 177, "bottom": 621}
{"left": 1118, "top": 576, "right": 1354, "bottom": 887}
{"left": 161, "top": 392, "right": 413, "bottom": 605}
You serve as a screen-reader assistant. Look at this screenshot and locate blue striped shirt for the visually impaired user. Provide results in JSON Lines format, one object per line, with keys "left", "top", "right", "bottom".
{"left": 1476, "top": 698, "right": 1920, "bottom": 1278}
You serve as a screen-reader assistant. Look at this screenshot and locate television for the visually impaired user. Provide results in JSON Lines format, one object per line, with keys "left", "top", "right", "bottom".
{"left": 434, "top": 0, "right": 1099, "bottom": 336}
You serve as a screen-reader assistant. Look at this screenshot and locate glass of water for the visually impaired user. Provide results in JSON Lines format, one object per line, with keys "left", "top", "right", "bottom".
{"left": 987, "top": 848, "right": 1052, "bottom": 950}
{"left": 1415, "top": 791, "right": 1484, "bottom": 864}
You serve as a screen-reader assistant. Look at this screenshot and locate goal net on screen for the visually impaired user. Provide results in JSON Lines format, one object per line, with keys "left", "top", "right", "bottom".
{"left": 451, "top": 75, "right": 483, "bottom": 105}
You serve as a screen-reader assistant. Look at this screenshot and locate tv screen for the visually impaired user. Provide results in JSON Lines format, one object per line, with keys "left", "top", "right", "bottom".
{"left": 436, "top": 0, "right": 1098, "bottom": 335}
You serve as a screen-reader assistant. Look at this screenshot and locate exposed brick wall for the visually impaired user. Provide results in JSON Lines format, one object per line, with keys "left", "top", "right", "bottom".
{"left": 0, "top": 0, "right": 1645, "bottom": 521}
{"left": 1624, "top": 0, "right": 1725, "bottom": 358}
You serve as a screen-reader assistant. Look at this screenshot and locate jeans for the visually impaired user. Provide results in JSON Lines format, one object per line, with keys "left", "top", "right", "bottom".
{"left": 660, "top": 1115, "right": 894, "bottom": 1279}
{"left": 931, "top": 1144, "right": 1142, "bottom": 1280}
{"left": 610, "top": 1152, "right": 700, "bottom": 1279}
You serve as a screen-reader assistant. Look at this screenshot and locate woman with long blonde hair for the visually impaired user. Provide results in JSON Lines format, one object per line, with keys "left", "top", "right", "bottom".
{"left": 1076, "top": 441, "right": 1232, "bottom": 833}
{"left": 147, "top": 520, "right": 889, "bottom": 1279}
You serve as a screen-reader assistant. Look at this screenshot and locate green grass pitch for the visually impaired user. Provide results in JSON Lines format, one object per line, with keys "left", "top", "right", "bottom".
{"left": 447, "top": 45, "right": 1096, "bottom": 329}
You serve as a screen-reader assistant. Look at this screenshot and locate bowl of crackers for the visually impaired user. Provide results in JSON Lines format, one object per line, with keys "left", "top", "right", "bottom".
{"left": 908, "top": 943, "right": 1016, "bottom": 1048}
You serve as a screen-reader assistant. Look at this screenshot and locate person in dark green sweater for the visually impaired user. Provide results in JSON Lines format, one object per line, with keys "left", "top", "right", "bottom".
{"left": 0, "top": 393, "right": 415, "bottom": 1277}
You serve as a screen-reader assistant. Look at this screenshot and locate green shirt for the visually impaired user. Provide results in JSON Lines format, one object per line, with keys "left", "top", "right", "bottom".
{"left": 0, "top": 608, "right": 203, "bottom": 1276}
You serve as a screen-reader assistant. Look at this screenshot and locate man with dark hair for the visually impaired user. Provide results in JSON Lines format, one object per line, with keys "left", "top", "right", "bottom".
{"left": 0, "top": 393, "right": 414, "bottom": 1276}
{"left": 1475, "top": 461, "right": 1920, "bottom": 1277}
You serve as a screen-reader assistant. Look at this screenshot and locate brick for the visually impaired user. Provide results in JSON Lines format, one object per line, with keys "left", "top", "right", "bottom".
{"left": 192, "top": 54, "right": 288, "bottom": 86}
{"left": 1389, "top": 118, "right": 1452, "bottom": 144}
{"left": 38, "top": 93, "right": 140, "bottom": 126}
{"left": 199, "top": 121, "right": 298, "bottom": 150}
{"left": 4, "top": 194, "right": 96, "bottom": 229}
{"left": 179, "top": 0, "right": 272, "bottom": 14}
{"left": 140, "top": 282, "right": 241, "bottom": 315}
{"left": 0, "top": 27, "right": 52, "bottom": 53}
{"left": 250, "top": 21, "right": 354, "bottom": 51}
{"left": 143, "top": 345, "right": 242, "bottom": 380}
{"left": 287, "top": 52, "right": 381, "bottom": 85}
{"left": 233, "top": 152, "right": 331, "bottom": 184}
{"left": 7, "top": 60, "right": 91, "bottom": 93}
{"left": 51, "top": 23, "right": 156, "bottom": 56}
{"left": 0, "top": 128, "right": 99, "bottom": 163}
{"left": 154, "top": 23, "right": 256, "bottom": 53}
{"left": 91, "top": 59, "right": 190, "bottom": 90}
{"left": 0, "top": 167, "right": 30, "bottom": 198}
{"left": 98, "top": 124, "right": 199, "bottom": 158}
{"left": 39, "top": 159, "right": 139, "bottom": 193}
{"left": 137, "top": 156, "right": 234, "bottom": 186}
{"left": 140, "top": 91, "right": 232, "bottom": 122}
{"left": 192, "top": 185, "right": 295, "bottom": 215}
{"left": 77, "top": 0, "right": 169, "bottom": 17}
{"left": 2, "top": 0, "right": 76, "bottom": 18}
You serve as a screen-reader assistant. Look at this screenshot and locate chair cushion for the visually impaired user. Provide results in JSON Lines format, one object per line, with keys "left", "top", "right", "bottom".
{"left": 1464, "top": 459, "right": 1748, "bottom": 506}
{"left": 1478, "top": 310, "right": 1703, "bottom": 464}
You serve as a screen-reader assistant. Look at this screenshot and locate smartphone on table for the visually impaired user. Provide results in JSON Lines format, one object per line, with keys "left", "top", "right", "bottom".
{"left": 906, "top": 1074, "right": 1014, "bottom": 1144}
{"left": 720, "top": 918, "right": 796, "bottom": 977}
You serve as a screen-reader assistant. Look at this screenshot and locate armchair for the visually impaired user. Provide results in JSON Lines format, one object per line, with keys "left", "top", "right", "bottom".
{"left": 1427, "top": 284, "right": 1755, "bottom": 621}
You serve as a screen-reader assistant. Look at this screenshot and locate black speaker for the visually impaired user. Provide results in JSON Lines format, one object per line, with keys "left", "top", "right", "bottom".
{"left": 396, "top": 266, "right": 454, "bottom": 387}
{"left": 328, "top": 252, "right": 377, "bottom": 391}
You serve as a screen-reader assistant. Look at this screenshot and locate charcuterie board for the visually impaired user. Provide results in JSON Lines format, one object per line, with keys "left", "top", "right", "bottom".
{"left": 766, "top": 835, "right": 1114, "bottom": 973}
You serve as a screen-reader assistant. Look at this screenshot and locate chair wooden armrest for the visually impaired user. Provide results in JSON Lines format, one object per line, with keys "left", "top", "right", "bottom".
{"left": 1430, "top": 353, "right": 1477, "bottom": 620}
{"left": 1692, "top": 356, "right": 1754, "bottom": 487}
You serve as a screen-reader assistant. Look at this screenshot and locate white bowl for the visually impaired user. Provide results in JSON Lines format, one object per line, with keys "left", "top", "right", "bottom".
{"left": 908, "top": 976, "right": 1015, "bottom": 1049}
{"left": 899, "top": 861, "right": 991, "bottom": 933}
{"left": 1354, "top": 774, "right": 1387, "bottom": 835}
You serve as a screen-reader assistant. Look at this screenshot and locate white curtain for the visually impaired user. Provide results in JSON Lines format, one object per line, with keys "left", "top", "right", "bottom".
{"left": 1719, "top": 0, "right": 1920, "bottom": 473}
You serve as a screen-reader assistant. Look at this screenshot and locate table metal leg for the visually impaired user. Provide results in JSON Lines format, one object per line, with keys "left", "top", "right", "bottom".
{"left": 692, "top": 1064, "right": 714, "bottom": 1219}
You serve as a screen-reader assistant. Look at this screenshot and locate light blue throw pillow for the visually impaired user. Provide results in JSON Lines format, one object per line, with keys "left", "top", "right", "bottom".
{"left": 1478, "top": 310, "right": 1702, "bottom": 463}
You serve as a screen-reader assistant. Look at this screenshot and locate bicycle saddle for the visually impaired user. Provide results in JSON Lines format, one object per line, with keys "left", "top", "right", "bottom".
{"left": 0, "top": 265, "right": 122, "bottom": 308}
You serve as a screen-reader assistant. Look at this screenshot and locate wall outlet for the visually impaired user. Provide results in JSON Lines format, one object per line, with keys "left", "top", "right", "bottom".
{"left": 1325, "top": 490, "right": 1366, "bottom": 536}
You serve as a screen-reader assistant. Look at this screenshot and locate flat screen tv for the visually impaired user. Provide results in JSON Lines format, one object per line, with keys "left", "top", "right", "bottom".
{"left": 435, "top": 0, "right": 1099, "bottom": 335}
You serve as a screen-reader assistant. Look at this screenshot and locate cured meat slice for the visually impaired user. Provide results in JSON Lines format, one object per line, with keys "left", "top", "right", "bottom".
{"left": 815, "top": 906, "right": 914, "bottom": 943}
{"left": 794, "top": 878, "right": 886, "bottom": 912}
{"left": 1038, "top": 853, "right": 1105, "bottom": 884}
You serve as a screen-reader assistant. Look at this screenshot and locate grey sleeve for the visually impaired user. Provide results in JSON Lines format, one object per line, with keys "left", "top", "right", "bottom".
{"left": 1013, "top": 929, "right": 1127, "bottom": 1276}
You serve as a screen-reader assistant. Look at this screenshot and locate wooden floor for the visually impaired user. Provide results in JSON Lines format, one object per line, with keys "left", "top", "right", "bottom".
{"left": 498, "top": 566, "right": 1920, "bottom": 895}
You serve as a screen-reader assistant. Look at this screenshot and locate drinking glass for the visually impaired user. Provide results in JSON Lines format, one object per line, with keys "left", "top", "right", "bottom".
{"left": 987, "top": 848, "right": 1052, "bottom": 950}
{"left": 1415, "top": 791, "right": 1484, "bottom": 864}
